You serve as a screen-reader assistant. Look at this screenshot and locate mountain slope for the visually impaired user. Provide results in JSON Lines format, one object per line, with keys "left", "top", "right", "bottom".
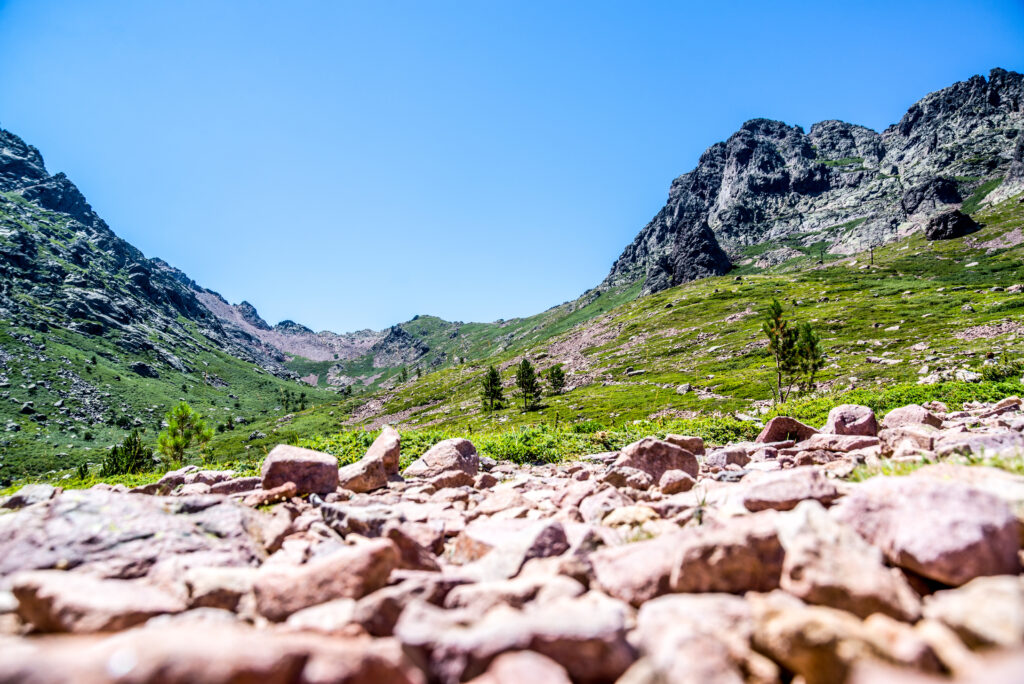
{"left": 2, "top": 67, "right": 1023, "bottom": 481}
{"left": 0, "top": 130, "right": 339, "bottom": 482}
{"left": 604, "top": 68, "right": 1023, "bottom": 294}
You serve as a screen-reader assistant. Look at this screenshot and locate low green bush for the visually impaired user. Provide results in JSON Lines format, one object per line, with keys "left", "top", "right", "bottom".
{"left": 101, "top": 430, "right": 156, "bottom": 476}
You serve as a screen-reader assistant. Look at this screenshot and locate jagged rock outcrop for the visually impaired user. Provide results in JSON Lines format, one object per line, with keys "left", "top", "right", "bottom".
{"left": 372, "top": 326, "right": 429, "bottom": 368}
{"left": 605, "top": 68, "right": 1024, "bottom": 294}
{"left": 924, "top": 209, "right": 979, "bottom": 240}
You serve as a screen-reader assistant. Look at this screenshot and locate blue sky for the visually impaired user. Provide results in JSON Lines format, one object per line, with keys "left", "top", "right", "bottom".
{"left": 1, "top": 1, "right": 1022, "bottom": 332}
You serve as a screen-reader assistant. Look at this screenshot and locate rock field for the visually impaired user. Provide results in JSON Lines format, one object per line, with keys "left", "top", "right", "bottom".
{"left": 1, "top": 400, "right": 1024, "bottom": 683}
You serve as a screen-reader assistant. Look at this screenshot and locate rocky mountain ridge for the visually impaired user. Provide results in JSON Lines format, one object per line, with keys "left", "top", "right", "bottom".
{"left": 604, "top": 68, "right": 1024, "bottom": 294}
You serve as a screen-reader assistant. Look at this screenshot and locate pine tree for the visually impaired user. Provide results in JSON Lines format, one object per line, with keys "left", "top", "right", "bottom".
{"left": 762, "top": 298, "right": 799, "bottom": 405}
{"left": 762, "top": 299, "right": 825, "bottom": 404}
{"left": 795, "top": 322, "right": 825, "bottom": 394}
{"left": 157, "top": 402, "right": 213, "bottom": 466}
{"left": 480, "top": 365, "right": 504, "bottom": 411}
{"left": 515, "top": 358, "right": 541, "bottom": 410}
{"left": 547, "top": 365, "right": 566, "bottom": 395}
{"left": 399, "top": 367, "right": 408, "bottom": 383}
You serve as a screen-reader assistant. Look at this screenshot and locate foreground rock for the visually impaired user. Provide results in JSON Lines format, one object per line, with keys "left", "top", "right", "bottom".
{"left": 2, "top": 396, "right": 1024, "bottom": 683}
{"left": 832, "top": 477, "right": 1020, "bottom": 586}
{"left": 0, "top": 488, "right": 266, "bottom": 581}
{"left": 12, "top": 570, "right": 185, "bottom": 632}
{"left": 254, "top": 539, "right": 399, "bottom": 621}
{"left": 0, "top": 623, "right": 424, "bottom": 683}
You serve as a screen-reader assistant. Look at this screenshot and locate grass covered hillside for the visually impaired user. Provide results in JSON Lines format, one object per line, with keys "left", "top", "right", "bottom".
{"left": 339, "top": 187, "right": 1024, "bottom": 435}
{"left": 6, "top": 186, "right": 1024, "bottom": 488}
{"left": 0, "top": 189, "right": 339, "bottom": 483}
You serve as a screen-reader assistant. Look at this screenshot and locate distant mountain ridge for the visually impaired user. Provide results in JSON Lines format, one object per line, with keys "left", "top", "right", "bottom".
{"left": 603, "top": 67, "right": 1024, "bottom": 294}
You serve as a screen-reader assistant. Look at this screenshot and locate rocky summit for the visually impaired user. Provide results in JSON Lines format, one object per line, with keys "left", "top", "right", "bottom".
{"left": 2, "top": 398, "right": 1024, "bottom": 683}
{"left": 604, "top": 68, "right": 1024, "bottom": 294}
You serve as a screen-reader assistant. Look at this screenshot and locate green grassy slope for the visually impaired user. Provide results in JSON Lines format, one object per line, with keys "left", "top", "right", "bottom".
{"left": 339, "top": 186, "right": 1024, "bottom": 435}
{"left": 6, "top": 182, "right": 1023, "bottom": 486}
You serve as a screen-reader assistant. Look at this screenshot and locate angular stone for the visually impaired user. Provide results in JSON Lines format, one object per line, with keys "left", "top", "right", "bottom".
{"left": 395, "top": 592, "right": 635, "bottom": 684}
{"left": 705, "top": 445, "right": 750, "bottom": 468}
{"left": 742, "top": 468, "right": 840, "bottom": 512}
{"left": 659, "top": 469, "right": 696, "bottom": 494}
{"left": 12, "top": 570, "right": 185, "bottom": 633}
{"left": 578, "top": 487, "right": 632, "bottom": 523}
{"left": 0, "top": 623, "right": 422, "bottom": 684}
{"left": 261, "top": 445, "right": 338, "bottom": 495}
{"left": 353, "top": 573, "right": 469, "bottom": 637}
{"left": 664, "top": 434, "right": 705, "bottom": 455}
{"left": 590, "top": 512, "right": 784, "bottom": 606}
{"left": 444, "top": 575, "right": 586, "bottom": 616}
{"left": 367, "top": 424, "right": 402, "bottom": 475}
{"left": 254, "top": 539, "right": 399, "bottom": 621}
{"left": 922, "top": 575, "right": 1024, "bottom": 648}
{"left": 337, "top": 457, "right": 387, "bottom": 494}
{"left": 879, "top": 425, "right": 937, "bottom": 457}
{"left": 797, "top": 433, "right": 879, "bottom": 452}
{"left": 453, "top": 519, "right": 569, "bottom": 580}
{"left": 383, "top": 523, "right": 441, "bottom": 572}
{"left": 750, "top": 591, "right": 939, "bottom": 684}
{"left": 243, "top": 481, "right": 297, "bottom": 507}
{"left": 284, "top": 598, "right": 358, "bottom": 635}
{"left": 823, "top": 404, "right": 879, "bottom": 436}
{"left": 831, "top": 477, "right": 1020, "bottom": 586}
{"left": 602, "top": 465, "right": 655, "bottom": 490}
{"left": 184, "top": 566, "right": 258, "bottom": 612}
{"left": 778, "top": 501, "right": 922, "bottom": 621}
{"left": 882, "top": 404, "right": 942, "bottom": 429}
{"left": 612, "top": 437, "right": 698, "bottom": 480}
{"left": 210, "top": 476, "right": 262, "bottom": 495}
{"left": 934, "top": 431, "right": 1024, "bottom": 459}
{"left": 634, "top": 593, "right": 778, "bottom": 684}
{"left": 757, "top": 416, "right": 818, "bottom": 443}
{"left": 1, "top": 483, "right": 58, "bottom": 510}
{"left": 403, "top": 438, "right": 479, "bottom": 481}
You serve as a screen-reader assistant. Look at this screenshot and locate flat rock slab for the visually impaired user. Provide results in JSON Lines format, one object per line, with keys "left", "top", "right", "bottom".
{"left": 12, "top": 570, "right": 186, "bottom": 633}
{"left": 0, "top": 489, "right": 267, "bottom": 582}
{"left": 254, "top": 539, "right": 399, "bottom": 621}
{"left": 0, "top": 623, "right": 421, "bottom": 683}
{"left": 741, "top": 468, "right": 840, "bottom": 512}
{"left": 831, "top": 476, "right": 1020, "bottom": 586}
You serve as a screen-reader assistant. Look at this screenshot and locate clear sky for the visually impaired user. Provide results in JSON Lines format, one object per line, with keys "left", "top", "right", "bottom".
{"left": 1, "top": 1, "right": 1022, "bottom": 332}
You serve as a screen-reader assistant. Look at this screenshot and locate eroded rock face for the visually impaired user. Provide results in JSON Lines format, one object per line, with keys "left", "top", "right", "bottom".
{"left": 602, "top": 69, "right": 1023, "bottom": 294}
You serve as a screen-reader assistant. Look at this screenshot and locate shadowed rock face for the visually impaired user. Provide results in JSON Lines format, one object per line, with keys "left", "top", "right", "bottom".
{"left": 604, "top": 68, "right": 1024, "bottom": 294}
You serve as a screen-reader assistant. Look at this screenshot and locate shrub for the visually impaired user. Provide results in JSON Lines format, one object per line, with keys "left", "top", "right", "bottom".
{"left": 982, "top": 353, "right": 1023, "bottom": 383}
{"left": 101, "top": 430, "right": 155, "bottom": 476}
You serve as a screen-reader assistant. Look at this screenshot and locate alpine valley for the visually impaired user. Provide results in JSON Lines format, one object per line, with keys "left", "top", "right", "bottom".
{"left": 1, "top": 67, "right": 1023, "bottom": 482}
